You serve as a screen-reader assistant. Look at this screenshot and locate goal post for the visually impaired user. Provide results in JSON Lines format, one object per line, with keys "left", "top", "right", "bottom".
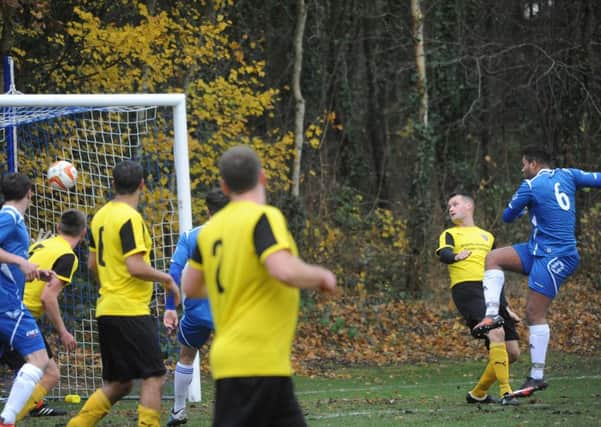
{"left": 0, "top": 94, "right": 192, "bottom": 230}
{"left": 0, "top": 93, "right": 202, "bottom": 402}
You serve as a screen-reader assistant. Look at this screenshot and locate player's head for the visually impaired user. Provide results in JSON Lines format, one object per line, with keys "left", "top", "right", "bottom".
{"left": 58, "top": 209, "right": 87, "bottom": 238}
{"left": 113, "top": 160, "right": 144, "bottom": 195}
{"left": 218, "top": 145, "right": 263, "bottom": 195}
{"left": 0, "top": 172, "right": 32, "bottom": 203}
{"left": 521, "top": 145, "right": 551, "bottom": 179}
{"left": 205, "top": 188, "right": 229, "bottom": 216}
{"left": 447, "top": 192, "right": 474, "bottom": 225}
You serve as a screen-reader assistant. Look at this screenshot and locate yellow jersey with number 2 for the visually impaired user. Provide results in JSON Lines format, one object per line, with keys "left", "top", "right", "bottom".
{"left": 188, "top": 200, "right": 299, "bottom": 380}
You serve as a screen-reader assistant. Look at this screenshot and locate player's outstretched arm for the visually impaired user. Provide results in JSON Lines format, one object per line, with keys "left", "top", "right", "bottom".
{"left": 265, "top": 250, "right": 336, "bottom": 294}
{"left": 572, "top": 168, "right": 601, "bottom": 188}
{"left": 164, "top": 262, "right": 184, "bottom": 312}
{"left": 503, "top": 184, "right": 531, "bottom": 223}
{"left": 437, "top": 247, "right": 470, "bottom": 264}
{"left": 125, "top": 253, "right": 181, "bottom": 307}
{"left": 163, "top": 263, "right": 182, "bottom": 330}
{"left": 41, "top": 278, "right": 77, "bottom": 351}
{"left": 0, "top": 247, "right": 39, "bottom": 281}
{"left": 164, "top": 230, "right": 190, "bottom": 310}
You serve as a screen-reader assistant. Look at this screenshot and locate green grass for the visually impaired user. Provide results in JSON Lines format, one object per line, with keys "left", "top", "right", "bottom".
{"left": 18, "top": 352, "right": 601, "bottom": 426}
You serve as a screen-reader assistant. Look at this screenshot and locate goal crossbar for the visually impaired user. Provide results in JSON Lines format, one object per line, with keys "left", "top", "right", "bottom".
{"left": 0, "top": 93, "right": 192, "bottom": 232}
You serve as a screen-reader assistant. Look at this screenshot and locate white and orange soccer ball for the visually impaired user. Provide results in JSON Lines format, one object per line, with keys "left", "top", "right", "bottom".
{"left": 47, "top": 160, "right": 77, "bottom": 190}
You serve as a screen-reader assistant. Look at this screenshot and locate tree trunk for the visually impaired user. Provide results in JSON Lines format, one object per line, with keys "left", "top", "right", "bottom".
{"left": 411, "top": 0, "right": 428, "bottom": 127}
{"left": 406, "top": 0, "right": 434, "bottom": 295}
{"left": 363, "top": 1, "right": 388, "bottom": 204}
{"left": 291, "top": 0, "right": 307, "bottom": 197}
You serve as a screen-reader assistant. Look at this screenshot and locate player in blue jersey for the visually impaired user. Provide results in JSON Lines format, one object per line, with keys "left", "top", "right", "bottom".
{"left": 473, "top": 145, "right": 601, "bottom": 394}
{"left": 163, "top": 188, "right": 229, "bottom": 426}
{"left": 0, "top": 173, "right": 52, "bottom": 426}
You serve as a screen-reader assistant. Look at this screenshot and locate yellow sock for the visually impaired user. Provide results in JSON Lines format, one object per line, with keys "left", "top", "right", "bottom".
{"left": 138, "top": 404, "right": 161, "bottom": 427}
{"left": 16, "top": 383, "right": 47, "bottom": 421}
{"left": 67, "top": 388, "right": 112, "bottom": 427}
{"left": 471, "top": 359, "right": 497, "bottom": 398}
{"left": 489, "top": 342, "right": 512, "bottom": 396}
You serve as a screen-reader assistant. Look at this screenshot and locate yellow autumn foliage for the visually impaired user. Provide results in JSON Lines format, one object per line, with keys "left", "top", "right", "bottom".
{"left": 12, "top": 0, "right": 292, "bottom": 219}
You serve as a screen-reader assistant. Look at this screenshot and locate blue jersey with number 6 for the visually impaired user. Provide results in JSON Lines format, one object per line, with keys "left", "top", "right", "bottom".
{"left": 503, "top": 168, "right": 601, "bottom": 257}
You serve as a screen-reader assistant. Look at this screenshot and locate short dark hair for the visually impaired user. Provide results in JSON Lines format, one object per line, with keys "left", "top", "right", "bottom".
{"left": 218, "top": 145, "right": 261, "bottom": 194}
{"left": 1, "top": 172, "right": 32, "bottom": 202}
{"left": 522, "top": 145, "right": 552, "bottom": 166}
{"left": 448, "top": 192, "right": 474, "bottom": 205}
{"left": 113, "top": 160, "right": 143, "bottom": 195}
{"left": 205, "top": 188, "right": 229, "bottom": 215}
{"left": 58, "top": 209, "right": 87, "bottom": 237}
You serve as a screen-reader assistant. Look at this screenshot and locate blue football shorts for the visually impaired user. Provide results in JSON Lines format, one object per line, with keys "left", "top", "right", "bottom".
{"left": 513, "top": 243, "right": 579, "bottom": 299}
{"left": 177, "top": 310, "right": 213, "bottom": 349}
{"left": 0, "top": 308, "right": 46, "bottom": 358}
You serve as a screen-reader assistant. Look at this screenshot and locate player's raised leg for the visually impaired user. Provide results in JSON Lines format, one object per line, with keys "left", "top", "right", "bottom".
{"left": 473, "top": 246, "right": 523, "bottom": 336}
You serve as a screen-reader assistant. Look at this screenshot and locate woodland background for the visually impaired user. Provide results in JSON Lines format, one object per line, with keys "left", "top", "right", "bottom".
{"left": 1, "top": 0, "right": 600, "bottom": 363}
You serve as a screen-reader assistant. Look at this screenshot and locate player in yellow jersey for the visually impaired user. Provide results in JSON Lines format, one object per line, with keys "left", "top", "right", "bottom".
{"left": 436, "top": 193, "right": 521, "bottom": 405}
{"left": 67, "top": 160, "right": 180, "bottom": 427}
{"left": 183, "top": 145, "right": 336, "bottom": 427}
{"left": 0, "top": 209, "right": 86, "bottom": 421}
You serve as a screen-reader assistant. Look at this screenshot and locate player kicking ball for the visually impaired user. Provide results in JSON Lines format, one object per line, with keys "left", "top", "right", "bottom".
{"left": 474, "top": 145, "right": 601, "bottom": 395}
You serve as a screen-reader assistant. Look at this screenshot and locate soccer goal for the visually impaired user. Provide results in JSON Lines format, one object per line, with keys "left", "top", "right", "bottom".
{"left": 0, "top": 92, "right": 200, "bottom": 401}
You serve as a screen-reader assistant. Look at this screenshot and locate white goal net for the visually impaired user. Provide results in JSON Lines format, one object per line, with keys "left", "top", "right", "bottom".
{"left": 0, "top": 94, "right": 192, "bottom": 399}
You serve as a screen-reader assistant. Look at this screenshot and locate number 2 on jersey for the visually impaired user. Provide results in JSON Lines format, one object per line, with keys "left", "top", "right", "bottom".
{"left": 212, "top": 239, "right": 224, "bottom": 293}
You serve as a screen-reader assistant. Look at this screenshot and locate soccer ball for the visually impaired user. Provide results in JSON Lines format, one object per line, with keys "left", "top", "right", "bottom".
{"left": 47, "top": 160, "right": 78, "bottom": 190}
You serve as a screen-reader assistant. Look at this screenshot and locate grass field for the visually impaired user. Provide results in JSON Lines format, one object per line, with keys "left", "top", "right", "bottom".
{"left": 17, "top": 351, "right": 601, "bottom": 426}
